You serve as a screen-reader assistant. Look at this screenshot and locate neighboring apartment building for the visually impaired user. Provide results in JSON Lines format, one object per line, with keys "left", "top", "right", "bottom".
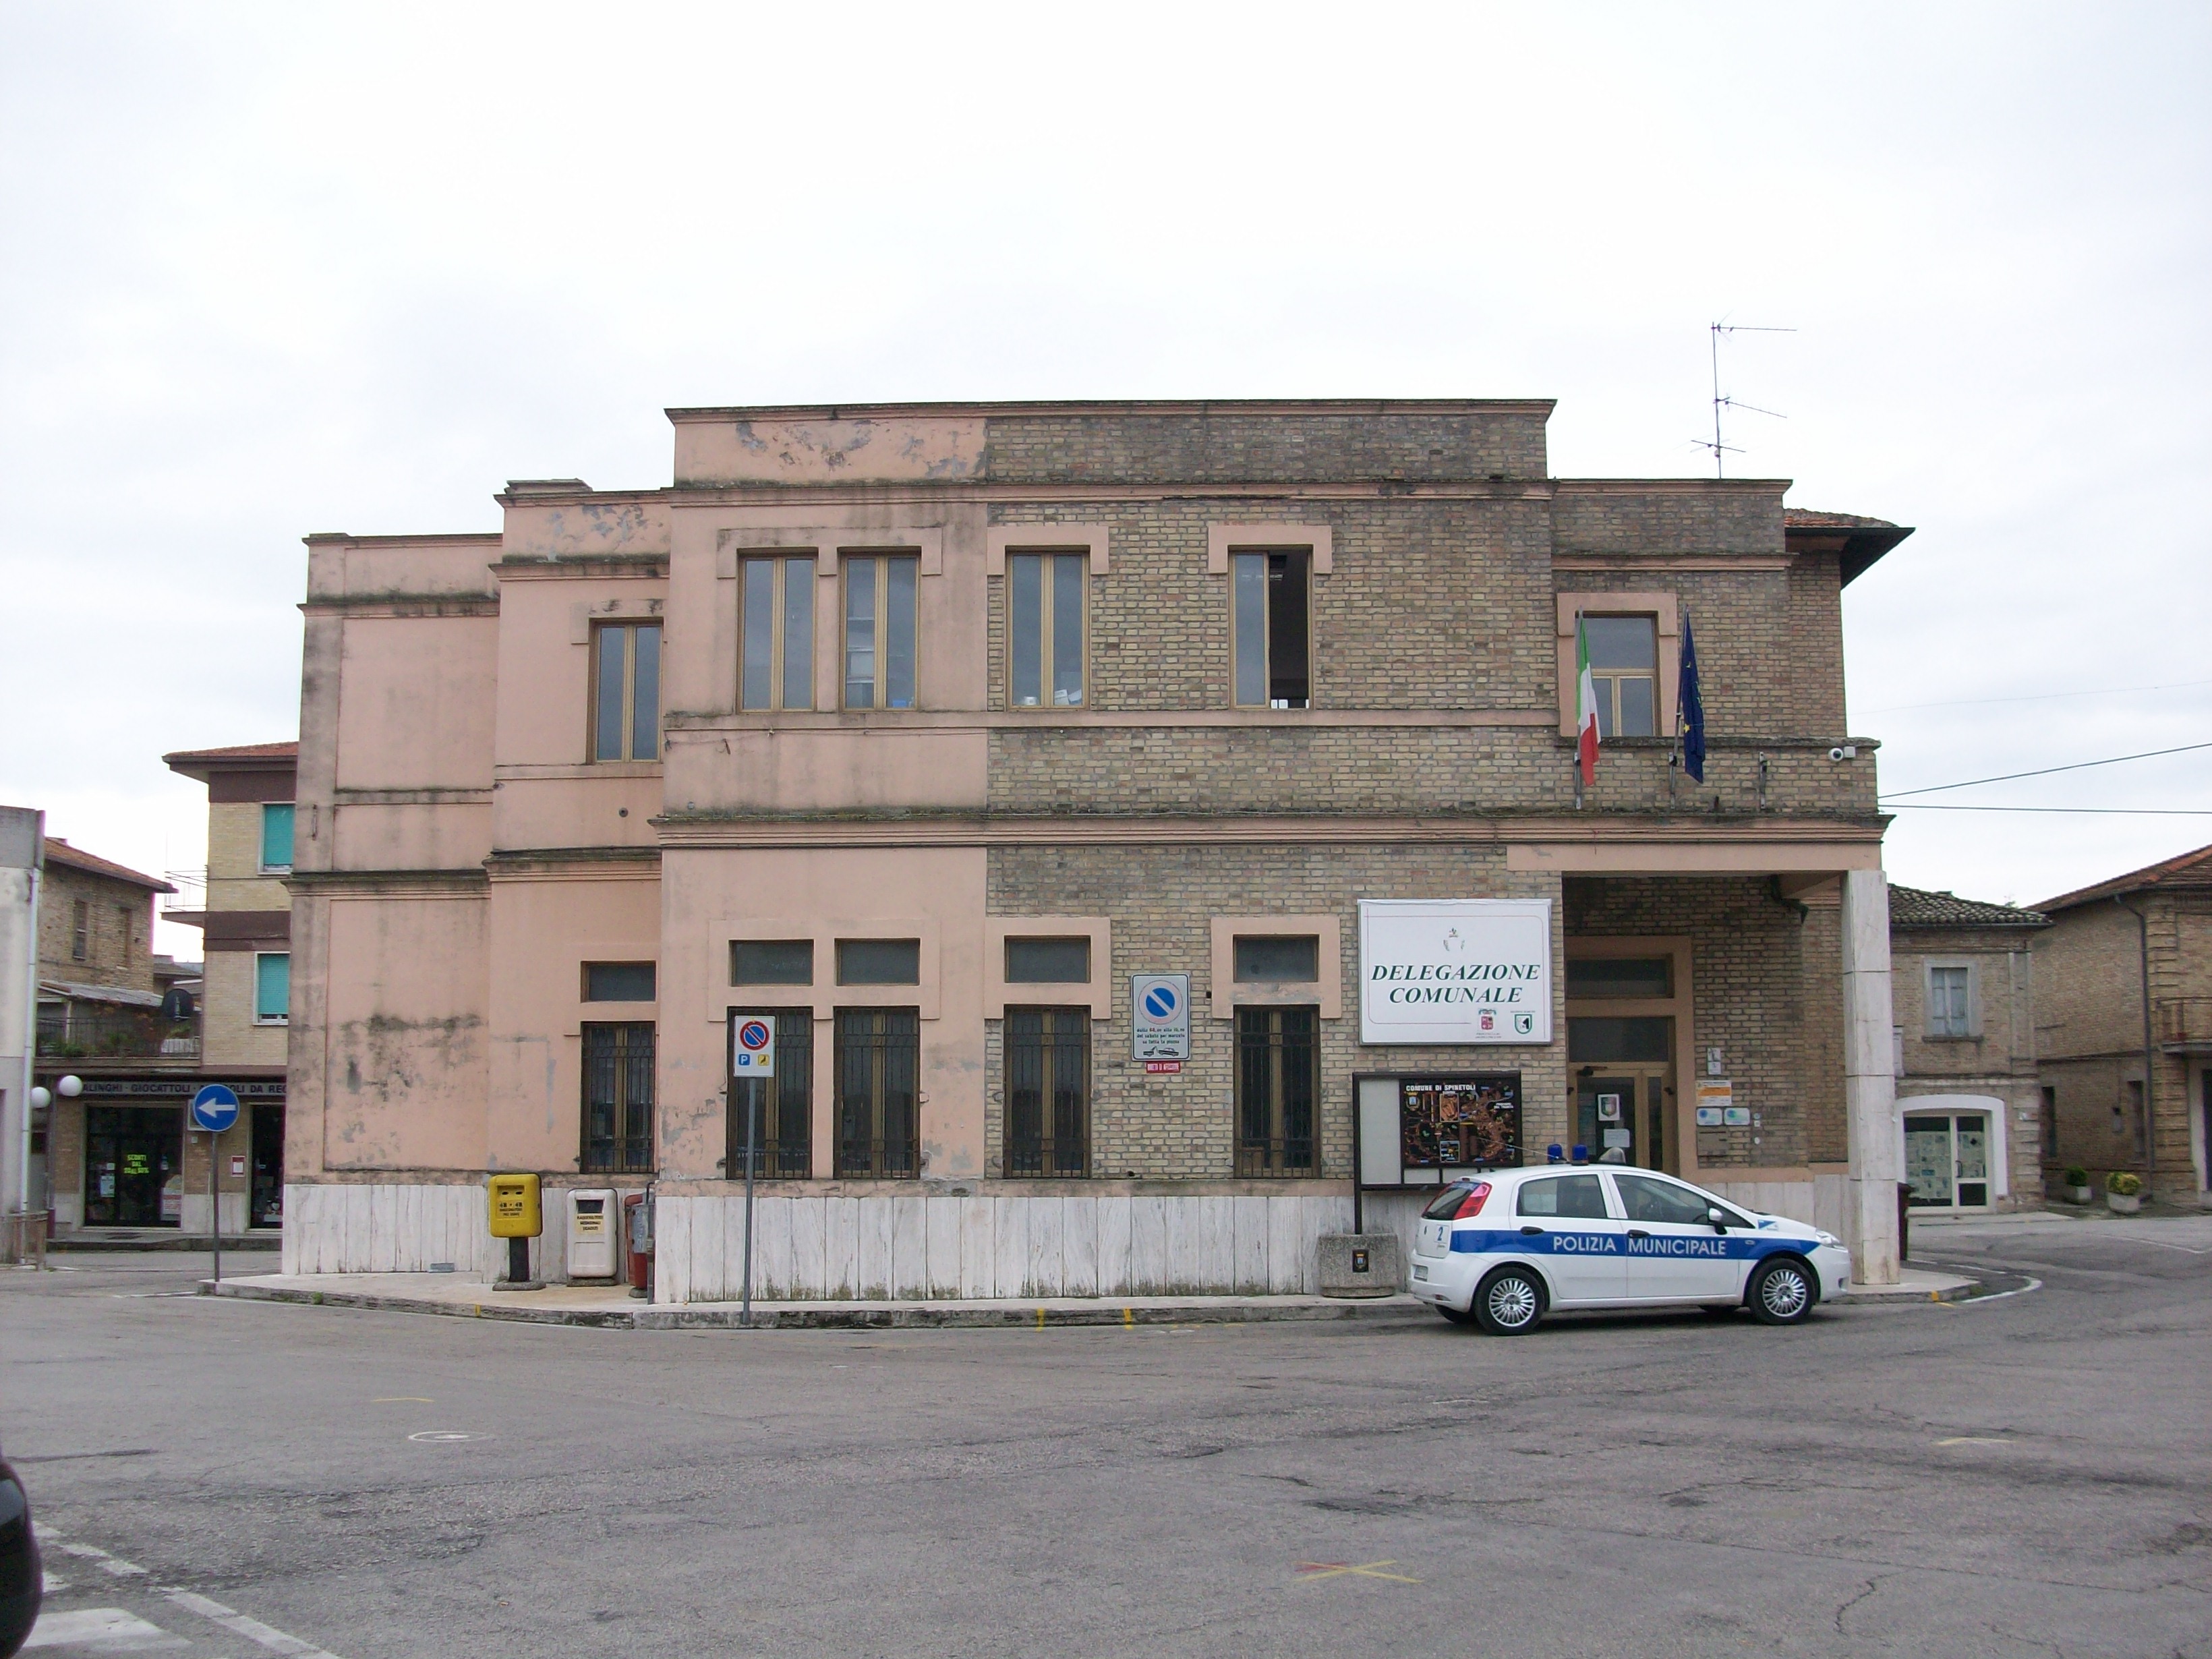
{"left": 2035, "top": 843, "right": 2212, "bottom": 1204}
{"left": 1888, "top": 884, "right": 2049, "bottom": 1214}
{"left": 161, "top": 741, "right": 301, "bottom": 1231}
{"left": 31, "top": 838, "right": 200, "bottom": 1232}
{"left": 285, "top": 399, "right": 1915, "bottom": 1298}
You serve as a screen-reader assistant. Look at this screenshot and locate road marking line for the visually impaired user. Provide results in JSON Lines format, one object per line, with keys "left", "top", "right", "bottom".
{"left": 1935, "top": 1436, "right": 2013, "bottom": 1446}
{"left": 370, "top": 1397, "right": 432, "bottom": 1403}
{"left": 23, "top": 1606, "right": 187, "bottom": 1650}
{"left": 1295, "top": 1559, "right": 1422, "bottom": 1584}
{"left": 163, "top": 1588, "right": 344, "bottom": 1658}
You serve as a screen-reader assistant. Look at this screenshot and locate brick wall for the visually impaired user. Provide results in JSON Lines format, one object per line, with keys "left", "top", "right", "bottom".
{"left": 981, "top": 409, "right": 1550, "bottom": 486}
{"left": 987, "top": 846, "right": 1568, "bottom": 1180}
{"left": 1552, "top": 485, "right": 1782, "bottom": 555}
{"left": 38, "top": 864, "right": 159, "bottom": 992}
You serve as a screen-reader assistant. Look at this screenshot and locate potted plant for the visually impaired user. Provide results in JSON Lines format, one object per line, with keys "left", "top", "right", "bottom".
{"left": 2059, "top": 1166, "right": 2093, "bottom": 1204}
{"left": 2105, "top": 1170, "right": 2145, "bottom": 1215}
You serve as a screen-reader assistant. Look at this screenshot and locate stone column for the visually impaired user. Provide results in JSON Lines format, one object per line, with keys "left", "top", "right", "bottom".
{"left": 1841, "top": 867, "right": 1900, "bottom": 1285}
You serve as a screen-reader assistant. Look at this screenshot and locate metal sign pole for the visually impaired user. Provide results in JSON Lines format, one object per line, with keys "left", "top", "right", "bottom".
{"left": 740, "top": 1091, "right": 758, "bottom": 1327}
{"left": 209, "top": 1130, "right": 221, "bottom": 1285}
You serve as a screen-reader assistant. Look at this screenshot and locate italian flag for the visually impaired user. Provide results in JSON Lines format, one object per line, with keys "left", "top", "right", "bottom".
{"left": 1575, "top": 614, "right": 1600, "bottom": 786}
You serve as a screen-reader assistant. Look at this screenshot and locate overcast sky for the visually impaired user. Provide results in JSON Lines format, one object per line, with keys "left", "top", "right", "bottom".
{"left": 3, "top": 1, "right": 2206, "bottom": 958}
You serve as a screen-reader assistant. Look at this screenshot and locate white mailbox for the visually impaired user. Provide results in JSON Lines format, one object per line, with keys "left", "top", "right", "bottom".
{"left": 566, "top": 1189, "right": 618, "bottom": 1279}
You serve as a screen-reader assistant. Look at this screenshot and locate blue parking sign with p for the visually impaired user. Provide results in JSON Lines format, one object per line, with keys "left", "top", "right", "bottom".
{"left": 731, "top": 1016, "right": 776, "bottom": 1076}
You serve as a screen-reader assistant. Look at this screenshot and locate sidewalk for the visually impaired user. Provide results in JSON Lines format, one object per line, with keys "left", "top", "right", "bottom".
{"left": 203, "top": 1262, "right": 1988, "bottom": 1327}
{"left": 203, "top": 1271, "right": 1432, "bottom": 1329}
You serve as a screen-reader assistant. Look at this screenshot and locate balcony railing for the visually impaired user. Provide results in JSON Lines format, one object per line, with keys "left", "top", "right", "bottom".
{"left": 2159, "top": 998, "right": 2212, "bottom": 1049}
{"left": 36, "top": 1008, "right": 201, "bottom": 1061}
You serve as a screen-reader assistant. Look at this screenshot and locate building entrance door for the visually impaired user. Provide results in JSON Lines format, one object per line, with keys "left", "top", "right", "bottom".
{"left": 250, "top": 1105, "right": 285, "bottom": 1229}
{"left": 1577, "top": 1069, "right": 1674, "bottom": 1173}
{"left": 84, "top": 1105, "right": 183, "bottom": 1227}
{"left": 1904, "top": 1110, "right": 1991, "bottom": 1209}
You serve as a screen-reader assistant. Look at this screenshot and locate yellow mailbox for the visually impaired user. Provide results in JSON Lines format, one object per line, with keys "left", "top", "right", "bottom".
{"left": 488, "top": 1173, "right": 542, "bottom": 1239}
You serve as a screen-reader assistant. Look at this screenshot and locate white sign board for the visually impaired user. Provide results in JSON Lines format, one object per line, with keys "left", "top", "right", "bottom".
{"left": 1358, "top": 899, "right": 1553, "bottom": 1046}
{"left": 730, "top": 1014, "right": 776, "bottom": 1076}
{"left": 1131, "top": 974, "right": 1190, "bottom": 1061}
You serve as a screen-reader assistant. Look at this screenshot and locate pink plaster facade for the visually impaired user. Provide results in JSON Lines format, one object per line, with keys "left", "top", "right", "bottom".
{"left": 285, "top": 401, "right": 1914, "bottom": 1297}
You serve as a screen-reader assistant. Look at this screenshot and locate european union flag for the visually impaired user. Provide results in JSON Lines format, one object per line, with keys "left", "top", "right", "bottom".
{"left": 1678, "top": 613, "right": 1706, "bottom": 782}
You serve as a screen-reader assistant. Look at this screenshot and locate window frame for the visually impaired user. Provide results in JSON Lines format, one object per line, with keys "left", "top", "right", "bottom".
{"left": 1006, "top": 550, "right": 1090, "bottom": 710}
{"left": 841, "top": 552, "right": 921, "bottom": 711}
{"left": 1229, "top": 548, "right": 1313, "bottom": 709}
{"left": 589, "top": 620, "right": 664, "bottom": 761}
{"left": 1923, "top": 960, "right": 1980, "bottom": 1040}
{"left": 1002, "top": 1005, "right": 1090, "bottom": 1177}
{"left": 1554, "top": 593, "right": 1680, "bottom": 741}
{"left": 738, "top": 553, "right": 818, "bottom": 712}
{"left": 253, "top": 950, "right": 291, "bottom": 1026}
{"left": 71, "top": 898, "right": 88, "bottom": 962}
{"left": 1235, "top": 1005, "right": 1318, "bottom": 1176}
{"left": 1580, "top": 614, "right": 1661, "bottom": 740}
{"left": 984, "top": 917, "right": 1111, "bottom": 1019}
{"left": 1208, "top": 914, "right": 1341, "bottom": 1020}
{"left": 260, "top": 803, "right": 297, "bottom": 874}
{"left": 581, "top": 961, "right": 658, "bottom": 1004}
{"left": 581, "top": 1020, "right": 657, "bottom": 1175}
{"left": 834, "top": 1006, "right": 921, "bottom": 1178}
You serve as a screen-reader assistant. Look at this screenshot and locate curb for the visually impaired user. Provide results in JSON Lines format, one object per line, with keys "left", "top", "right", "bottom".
{"left": 48, "top": 1235, "right": 282, "bottom": 1254}
{"left": 200, "top": 1279, "right": 1434, "bottom": 1330}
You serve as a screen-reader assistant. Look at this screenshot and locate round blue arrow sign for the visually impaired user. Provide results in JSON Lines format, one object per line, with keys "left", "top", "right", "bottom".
{"left": 190, "top": 1083, "right": 241, "bottom": 1134}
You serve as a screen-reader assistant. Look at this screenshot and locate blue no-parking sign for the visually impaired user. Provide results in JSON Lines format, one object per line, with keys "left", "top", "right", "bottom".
{"left": 1131, "top": 974, "right": 1190, "bottom": 1062}
{"left": 190, "top": 1083, "right": 241, "bottom": 1134}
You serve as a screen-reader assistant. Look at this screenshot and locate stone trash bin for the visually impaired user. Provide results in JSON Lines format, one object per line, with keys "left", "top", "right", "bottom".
{"left": 1316, "top": 1233, "right": 1403, "bottom": 1298}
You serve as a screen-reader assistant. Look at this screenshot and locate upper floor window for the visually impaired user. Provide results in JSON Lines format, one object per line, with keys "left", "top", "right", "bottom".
{"left": 1231, "top": 550, "right": 1310, "bottom": 709}
{"left": 1581, "top": 615, "right": 1657, "bottom": 738}
{"left": 732, "top": 939, "right": 814, "bottom": 985}
{"left": 260, "top": 803, "right": 295, "bottom": 873}
{"left": 71, "top": 900, "right": 88, "bottom": 961}
{"left": 591, "top": 621, "right": 662, "bottom": 761}
{"left": 843, "top": 554, "right": 918, "bottom": 710}
{"left": 1927, "top": 964, "right": 1972, "bottom": 1039}
{"left": 1009, "top": 553, "right": 1085, "bottom": 708}
{"left": 740, "top": 555, "right": 815, "bottom": 711}
{"left": 1006, "top": 936, "right": 1090, "bottom": 983}
{"left": 838, "top": 938, "right": 920, "bottom": 986}
{"left": 1234, "top": 934, "right": 1319, "bottom": 983}
{"left": 254, "top": 951, "right": 291, "bottom": 1024}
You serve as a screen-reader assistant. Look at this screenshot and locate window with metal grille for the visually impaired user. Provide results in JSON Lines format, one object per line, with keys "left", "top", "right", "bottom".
{"left": 1004, "top": 1008, "right": 1089, "bottom": 1176}
{"left": 728, "top": 1009, "right": 813, "bottom": 1180}
{"left": 835, "top": 1008, "right": 918, "bottom": 1177}
{"left": 1236, "top": 1006, "right": 1316, "bottom": 1175}
{"left": 582, "top": 1022, "right": 656, "bottom": 1174}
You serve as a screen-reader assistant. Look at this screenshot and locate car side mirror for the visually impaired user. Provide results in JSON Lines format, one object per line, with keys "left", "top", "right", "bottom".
{"left": 1708, "top": 1207, "right": 1729, "bottom": 1233}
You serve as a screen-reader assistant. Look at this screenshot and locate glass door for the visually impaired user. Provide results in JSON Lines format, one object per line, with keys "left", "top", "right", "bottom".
{"left": 84, "top": 1106, "right": 184, "bottom": 1227}
{"left": 1905, "top": 1112, "right": 1992, "bottom": 1210}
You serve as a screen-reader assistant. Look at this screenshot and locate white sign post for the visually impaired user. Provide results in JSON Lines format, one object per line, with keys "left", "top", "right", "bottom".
{"left": 1358, "top": 900, "right": 1553, "bottom": 1045}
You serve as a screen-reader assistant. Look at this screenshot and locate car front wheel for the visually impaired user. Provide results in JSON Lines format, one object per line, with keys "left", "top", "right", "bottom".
{"left": 1472, "top": 1267, "right": 1545, "bottom": 1335}
{"left": 1747, "top": 1257, "right": 1817, "bottom": 1325}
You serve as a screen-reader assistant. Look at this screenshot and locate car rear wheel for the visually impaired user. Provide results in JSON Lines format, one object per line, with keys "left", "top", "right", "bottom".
{"left": 1472, "top": 1267, "right": 1544, "bottom": 1335}
{"left": 1747, "top": 1257, "right": 1817, "bottom": 1325}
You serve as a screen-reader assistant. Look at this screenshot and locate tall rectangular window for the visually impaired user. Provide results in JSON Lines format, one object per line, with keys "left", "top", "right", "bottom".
{"left": 1583, "top": 615, "right": 1658, "bottom": 738}
{"left": 836, "top": 1008, "right": 919, "bottom": 1177}
{"left": 591, "top": 622, "right": 662, "bottom": 761}
{"left": 728, "top": 1009, "right": 813, "bottom": 1180}
{"left": 1005, "top": 1008, "right": 1089, "bottom": 1176}
{"left": 2041, "top": 1085, "right": 2059, "bottom": 1159}
{"left": 260, "top": 803, "right": 296, "bottom": 872}
{"left": 71, "top": 900, "right": 88, "bottom": 961}
{"left": 1928, "top": 966, "right": 1971, "bottom": 1038}
{"left": 843, "top": 554, "right": 918, "bottom": 709}
{"left": 1009, "top": 553, "right": 1086, "bottom": 708}
{"left": 115, "top": 905, "right": 133, "bottom": 964}
{"left": 582, "top": 1021, "right": 656, "bottom": 1174}
{"left": 254, "top": 952, "right": 291, "bottom": 1023}
{"left": 1236, "top": 1006, "right": 1316, "bottom": 1175}
{"left": 740, "top": 555, "right": 816, "bottom": 711}
{"left": 1231, "top": 549, "right": 1310, "bottom": 708}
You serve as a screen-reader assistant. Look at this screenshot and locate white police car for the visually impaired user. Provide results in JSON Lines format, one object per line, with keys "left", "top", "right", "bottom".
{"left": 1407, "top": 1165, "right": 1852, "bottom": 1334}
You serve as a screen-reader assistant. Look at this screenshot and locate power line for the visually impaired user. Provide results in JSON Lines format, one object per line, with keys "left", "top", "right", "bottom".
{"left": 1884, "top": 805, "right": 2212, "bottom": 816}
{"left": 1859, "top": 677, "right": 2212, "bottom": 716}
{"left": 1880, "top": 740, "right": 2212, "bottom": 800}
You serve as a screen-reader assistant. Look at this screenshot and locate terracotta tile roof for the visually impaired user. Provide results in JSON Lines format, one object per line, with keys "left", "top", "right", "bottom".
{"left": 1888, "top": 883, "right": 2050, "bottom": 929}
{"left": 1782, "top": 508, "right": 1914, "bottom": 587}
{"left": 1784, "top": 508, "right": 1900, "bottom": 532}
{"left": 42, "top": 838, "right": 174, "bottom": 892}
{"left": 2037, "top": 842, "right": 2212, "bottom": 912}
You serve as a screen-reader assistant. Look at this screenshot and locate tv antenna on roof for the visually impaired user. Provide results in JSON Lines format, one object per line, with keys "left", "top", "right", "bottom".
{"left": 1695, "top": 320, "right": 1794, "bottom": 478}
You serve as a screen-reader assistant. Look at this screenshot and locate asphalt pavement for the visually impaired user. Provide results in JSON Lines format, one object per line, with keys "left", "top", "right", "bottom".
{"left": 4, "top": 1212, "right": 2207, "bottom": 1658}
